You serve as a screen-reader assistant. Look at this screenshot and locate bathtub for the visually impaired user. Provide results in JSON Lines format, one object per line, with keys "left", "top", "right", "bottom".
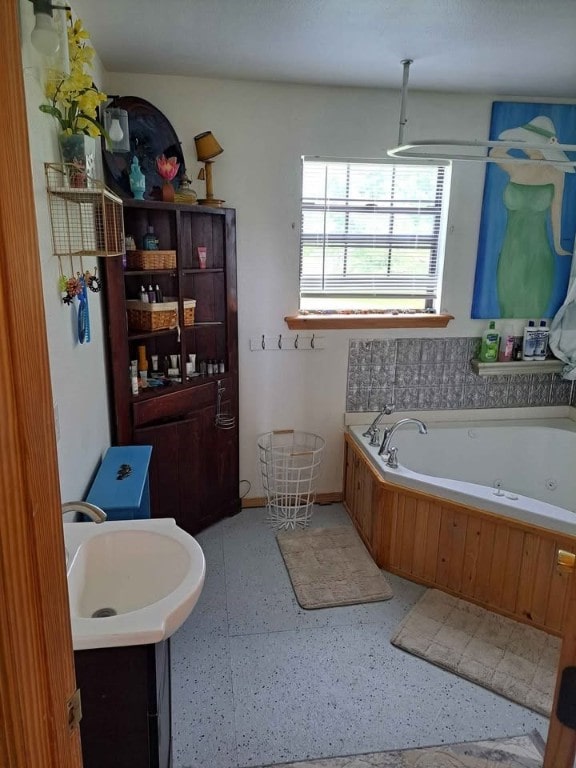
{"left": 348, "top": 418, "right": 576, "bottom": 537}
{"left": 344, "top": 418, "right": 576, "bottom": 633}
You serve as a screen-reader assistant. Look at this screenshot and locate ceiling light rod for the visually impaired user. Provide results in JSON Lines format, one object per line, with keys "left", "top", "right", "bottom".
{"left": 397, "top": 59, "right": 413, "bottom": 146}
{"left": 388, "top": 60, "right": 576, "bottom": 166}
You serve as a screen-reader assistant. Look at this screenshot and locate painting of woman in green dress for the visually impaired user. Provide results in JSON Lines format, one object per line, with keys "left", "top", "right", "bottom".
{"left": 472, "top": 104, "right": 576, "bottom": 319}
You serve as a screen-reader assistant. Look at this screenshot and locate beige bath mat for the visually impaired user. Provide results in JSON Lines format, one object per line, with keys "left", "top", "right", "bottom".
{"left": 391, "top": 589, "right": 560, "bottom": 716}
{"left": 263, "top": 731, "right": 544, "bottom": 767}
{"left": 277, "top": 526, "right": 393, "bottom": 609}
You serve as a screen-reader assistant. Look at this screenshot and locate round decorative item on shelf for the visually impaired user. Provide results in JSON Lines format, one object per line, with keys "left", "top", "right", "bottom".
{"left": 101, "top": 96, "right": 185, "bottom": 200}
{"left": 174, "top": 173, "right": 197, "bottom": 205}
{"left": 59, "top": 133, "right": 96, "bottom": 187}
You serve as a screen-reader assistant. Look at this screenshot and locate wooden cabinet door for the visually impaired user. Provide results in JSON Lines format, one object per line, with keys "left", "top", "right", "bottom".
{"left": 344, "top": 441, "right": 356, "bottom": 515}
{"left": 134, "top": 413, "right": 204, "bottom": 533}
{"left": 355, "top": 458, "right": 375, "bottom": 546}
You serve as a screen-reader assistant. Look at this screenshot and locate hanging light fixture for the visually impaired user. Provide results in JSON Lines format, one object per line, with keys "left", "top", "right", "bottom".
{"left": 103, "top": 106, "right": 130, "bottom": 152}
{"left": 387, "top": 60, "right": 576, "bottom": 167}
{"left": 28, "top": 0, "right": 69, "bottom": 57}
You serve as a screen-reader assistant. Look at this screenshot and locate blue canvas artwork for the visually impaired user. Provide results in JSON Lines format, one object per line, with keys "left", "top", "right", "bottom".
{"left": 472, "top": 102, "right": 576, "bottom": 319}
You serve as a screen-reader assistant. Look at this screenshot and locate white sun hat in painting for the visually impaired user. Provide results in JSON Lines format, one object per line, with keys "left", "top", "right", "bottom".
{"left": 498, "top": 115, "right": 576, "bottom": 172}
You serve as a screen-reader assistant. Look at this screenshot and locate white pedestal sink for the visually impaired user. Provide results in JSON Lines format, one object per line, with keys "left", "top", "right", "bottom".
{"left": 64, "top": 518, "right": 205, "bottom": 650}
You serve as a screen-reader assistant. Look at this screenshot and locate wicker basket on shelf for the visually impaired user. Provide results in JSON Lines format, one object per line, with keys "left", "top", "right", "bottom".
{"left": 126, "top": 299, "right": 196, "bottom": 331}
{"left": 126, "top": 250, "right": 177, "bottom": 270}
{"left": 165, "top": 297, "right": 195, "bottom": 327}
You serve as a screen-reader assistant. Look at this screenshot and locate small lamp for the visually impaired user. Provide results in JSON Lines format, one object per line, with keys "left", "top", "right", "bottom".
{"left": 194, "top": 131, "right": 224, "bottom": 207}
{"left": 103, "top": 107, "right": 130, "bottom": 152}
{"left": 29, "top": 0, "right": 69, "bottom": 57}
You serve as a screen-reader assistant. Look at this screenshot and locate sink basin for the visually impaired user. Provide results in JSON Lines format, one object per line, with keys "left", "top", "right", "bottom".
{"left": 65, "top": 518, "right": 205, "bottom": 650}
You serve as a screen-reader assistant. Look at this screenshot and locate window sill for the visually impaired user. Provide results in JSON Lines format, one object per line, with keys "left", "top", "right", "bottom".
{"left": 284, "top": 313, "right": 454, "bottom": 330}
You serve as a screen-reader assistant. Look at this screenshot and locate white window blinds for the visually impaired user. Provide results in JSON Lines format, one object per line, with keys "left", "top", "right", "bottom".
{"left": 299, "top": 158, "right": 449, "bottom": 310}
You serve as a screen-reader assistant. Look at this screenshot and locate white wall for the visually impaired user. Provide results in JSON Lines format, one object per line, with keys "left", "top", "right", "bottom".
{"left": 106, "top": 72, "right": 503, "bottom": 497}
{"left": 20, "top": 0, "right": 111, "bottom": 501}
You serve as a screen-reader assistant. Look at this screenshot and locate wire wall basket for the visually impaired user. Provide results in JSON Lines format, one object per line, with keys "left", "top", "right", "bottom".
{"left": 45, "top": 163, "right": 124, "bottom": 259}
{"left": 257, "top": 430, "right": 325, "bottom": 530}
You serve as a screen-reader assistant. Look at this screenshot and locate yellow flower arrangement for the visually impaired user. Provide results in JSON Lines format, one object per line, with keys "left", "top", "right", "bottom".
{"left": 40, "top": 13, "right": 107, "bottom": 138}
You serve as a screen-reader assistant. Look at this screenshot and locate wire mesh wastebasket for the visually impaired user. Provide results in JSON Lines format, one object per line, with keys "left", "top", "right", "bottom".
{"left": 257, "top": 430, "right": 325, "bottom": 530}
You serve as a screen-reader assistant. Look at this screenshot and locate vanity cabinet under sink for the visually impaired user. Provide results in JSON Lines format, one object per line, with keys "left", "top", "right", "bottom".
{"left": 75, "top": 639, "right": 171, "bottom": 768}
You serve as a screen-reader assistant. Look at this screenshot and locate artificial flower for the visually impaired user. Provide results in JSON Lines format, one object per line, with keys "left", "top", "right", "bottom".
{"left": 156, "top": 155, "right": 180, "bottom": 181}
{"left": 40, "top": 13, "right": 107, "bottom": 138}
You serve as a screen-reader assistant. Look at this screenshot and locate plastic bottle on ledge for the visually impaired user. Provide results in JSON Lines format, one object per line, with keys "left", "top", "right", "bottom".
{"left": 522, "top": 320, "right": 538, "bottom": 360}
{"left": 479, "top": 321, "right": 500, "bottom": 362}
{"left": 534, "top": 320, "right": 550, "bottom": 361}
{"left": 498, "top": 325, "right": 515, "bottom": 362}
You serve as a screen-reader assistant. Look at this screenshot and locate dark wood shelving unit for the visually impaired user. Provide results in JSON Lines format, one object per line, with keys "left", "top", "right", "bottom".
{"left": 103, "top": 200, "right": 239, "bottom": 534}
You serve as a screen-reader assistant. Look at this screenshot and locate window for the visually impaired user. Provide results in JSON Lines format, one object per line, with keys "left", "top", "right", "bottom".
{"left": 299, "top": 158, "right": 450, "bottom": 312}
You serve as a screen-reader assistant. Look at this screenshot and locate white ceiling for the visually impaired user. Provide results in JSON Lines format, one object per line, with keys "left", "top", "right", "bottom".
{"left": 71, "top": 0, "right": 576, "bottom": 97}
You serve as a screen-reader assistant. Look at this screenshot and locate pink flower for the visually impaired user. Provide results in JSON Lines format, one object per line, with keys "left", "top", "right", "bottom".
{"left": 156, "top": 155, "right": 180, "bottom": 181}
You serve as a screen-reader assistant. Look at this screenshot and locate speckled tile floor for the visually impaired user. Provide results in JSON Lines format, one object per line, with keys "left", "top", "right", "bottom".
{"left": 170, "top": 505, "right": 548, "bottom": 768}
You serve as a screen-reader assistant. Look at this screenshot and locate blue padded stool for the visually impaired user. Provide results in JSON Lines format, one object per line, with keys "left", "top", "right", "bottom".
{"left": 86, "top": 445, "right": 153, "bottom": 521}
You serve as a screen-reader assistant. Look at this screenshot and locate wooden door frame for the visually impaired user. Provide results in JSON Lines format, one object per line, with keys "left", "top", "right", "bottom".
{"left": 0, "top": 1, "right": 82, "bottom": 766}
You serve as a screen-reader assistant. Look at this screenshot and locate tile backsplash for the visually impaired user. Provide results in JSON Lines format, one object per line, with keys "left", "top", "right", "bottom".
{"left": 347, "top": 337, "right": 574, "bottom": 412}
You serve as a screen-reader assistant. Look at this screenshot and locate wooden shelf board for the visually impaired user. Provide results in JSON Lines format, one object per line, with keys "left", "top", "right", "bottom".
{"left": 284, "top": 313, "right": 454, "bottom": 330}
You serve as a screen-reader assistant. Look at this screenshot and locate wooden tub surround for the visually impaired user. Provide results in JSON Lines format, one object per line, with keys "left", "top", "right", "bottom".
{"left": 343, "top": 434, "right": 575, "bottom": 636}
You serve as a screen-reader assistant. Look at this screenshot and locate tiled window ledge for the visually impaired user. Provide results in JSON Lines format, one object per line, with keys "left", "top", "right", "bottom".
{"left": 284, "top": 313, "right": 454, "bottom": 330}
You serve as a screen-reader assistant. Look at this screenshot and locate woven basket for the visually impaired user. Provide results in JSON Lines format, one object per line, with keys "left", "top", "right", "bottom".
{"left": 126, "top": 299, "right": 196, "bottom": 331}
{"left": 126, "top": 250, "right": 176, "bottom": 270}
{"left": 165, "top": 297, "right": 195, "bottom": 327}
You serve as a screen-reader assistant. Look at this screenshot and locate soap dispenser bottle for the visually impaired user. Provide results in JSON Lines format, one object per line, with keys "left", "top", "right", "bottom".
{"left": 479, "top": 321, "right": 500, "bottom": 362}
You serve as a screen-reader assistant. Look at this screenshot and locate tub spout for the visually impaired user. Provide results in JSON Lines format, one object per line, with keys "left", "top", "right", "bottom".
{"left": 378, "top": 417, "right": 428, "bottom": 457}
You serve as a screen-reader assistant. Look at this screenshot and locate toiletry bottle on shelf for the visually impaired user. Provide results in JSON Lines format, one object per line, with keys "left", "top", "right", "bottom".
{"left": 147, "top": 284, "right": 156, "bottom": 303}
{"left": 522, "top": 320, "right": 538, "bottom": 360}
{"left": 534, "top": 320, "right": 550, "bottom": 361}
{"left": 155, "top": 283, "right": 163, "bottom": 303}
{"left": 131, "top": 369, "right": 139, "bottom": 395}
{"left": 498, "top": 325, "right": 515, "bottom": 362}
{"left": 139, "top": 284, "right": 149, "bottom": 303}
{"left": 143, "top": 225, "right": 158, "bottom": 250}
{"left": 137, "top": 344, "right": 148, "bottom": 373}
{"left": 479, "top": 321, "right": 500, "bottom": 362}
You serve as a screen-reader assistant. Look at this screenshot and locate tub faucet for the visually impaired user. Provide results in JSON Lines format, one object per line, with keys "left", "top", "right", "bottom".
{"left": 378, "top": 417, "right": 428, "bottom": 457}
{"left": 362, "top": 403, "right": 395, "bottom": 439}
{"left": 61, "top": 501, "right": 107, "bottom": 523}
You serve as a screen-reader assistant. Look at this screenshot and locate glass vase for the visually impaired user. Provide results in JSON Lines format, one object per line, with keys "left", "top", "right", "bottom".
{"left": 58, "top": 133, "right": 96, "bottom": 187}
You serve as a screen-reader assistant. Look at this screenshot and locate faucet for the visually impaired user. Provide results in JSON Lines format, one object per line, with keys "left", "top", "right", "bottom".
{"left": 378, "top": 417, "right": 428, "bottom": 458}
{"left": 362, "top": 403, "right": 395, "bottom": 440}
{"left": 61, "top": 501, "right": 107, "bottom": 523}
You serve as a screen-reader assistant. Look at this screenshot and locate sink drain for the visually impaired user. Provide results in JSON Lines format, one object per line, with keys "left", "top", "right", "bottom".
{"left": 91, "top": 607, "right": 117, "bottom": 618}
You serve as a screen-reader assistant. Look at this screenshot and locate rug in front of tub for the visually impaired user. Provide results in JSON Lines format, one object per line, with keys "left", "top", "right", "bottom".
{"left": 262, "top": 731, "right": 544, "bottom": 767}
{"left": 391, "top": 589, "right": 559, "bottom": 716}
{"left": 277, "top": 526, "right": 393, "bottom": 609}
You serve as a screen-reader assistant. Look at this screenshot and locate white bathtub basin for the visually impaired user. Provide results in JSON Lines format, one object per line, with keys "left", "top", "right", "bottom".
{"left": 65, "top": 518, "right": 205, "bottom": 650}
